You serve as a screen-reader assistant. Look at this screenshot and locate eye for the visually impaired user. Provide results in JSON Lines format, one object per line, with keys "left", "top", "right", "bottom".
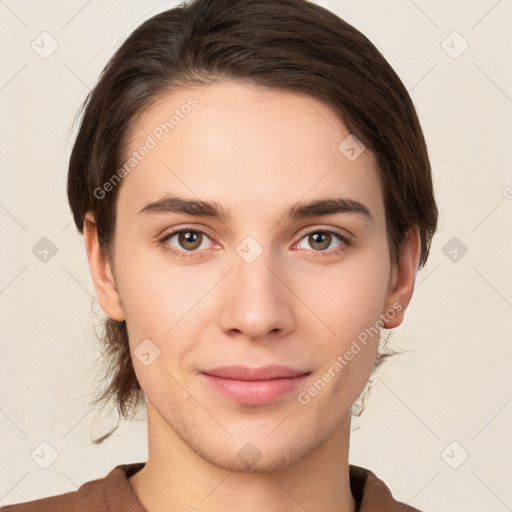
{"left": 293, "top": 228, "right": 351, "bottom": 256}
{"left": 159, "top": 227, "right": 215, "bottom": 259}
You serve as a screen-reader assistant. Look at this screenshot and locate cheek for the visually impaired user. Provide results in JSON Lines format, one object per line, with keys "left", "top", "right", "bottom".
{"left": 295, "top": 249, "right": 389, "bottom": 391}
{"left": 114, "top": 242, "right": 198, "bottom": 330}
{"left": 114, "top": 251, "right": 213, "bottom": 382}
{"left": 294, "top": 247, "right": 390, "bottom": 339}
{"left": 310, "top": 291, "right": 382, "bottom": 407}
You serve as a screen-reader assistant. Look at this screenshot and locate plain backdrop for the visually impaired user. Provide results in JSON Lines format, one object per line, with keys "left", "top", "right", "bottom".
{"left": 1, "top": 1, "right": 511, "bottom": 511}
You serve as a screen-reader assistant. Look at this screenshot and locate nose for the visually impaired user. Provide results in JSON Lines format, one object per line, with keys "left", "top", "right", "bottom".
{"left": 218, "top": 247, "right": 295, "bottom": 341}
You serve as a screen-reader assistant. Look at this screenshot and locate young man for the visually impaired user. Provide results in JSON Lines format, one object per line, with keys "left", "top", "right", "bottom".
{"left": 3, "top": 0, "right": 437, "bottom": 510}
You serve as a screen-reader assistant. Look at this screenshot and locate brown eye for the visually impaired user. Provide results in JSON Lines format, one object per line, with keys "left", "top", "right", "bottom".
{"left": 308, "top": 232, "right": 332, "bottom": 251}
{"left": 294, "top": 228, "right": 351, "bottom": 257}
{"left": 177, "top": 230, "right": 203, "bottom": 250}
{"left": 159, "top": 228, "right": 214, "bottom": 258}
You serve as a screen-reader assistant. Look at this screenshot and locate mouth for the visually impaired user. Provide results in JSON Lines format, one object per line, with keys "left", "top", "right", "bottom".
{"left": 201, "top": 365, "right": 311, "bottom": 405}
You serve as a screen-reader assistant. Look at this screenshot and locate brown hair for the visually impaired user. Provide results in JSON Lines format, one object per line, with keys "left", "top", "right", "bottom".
{"left": 67, "top": 0, "right": 438, "bottom": 443}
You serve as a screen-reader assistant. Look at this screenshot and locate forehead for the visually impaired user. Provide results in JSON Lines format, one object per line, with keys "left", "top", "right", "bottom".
{"left": 117, "top": 80, "right": 385, "bottom": 228}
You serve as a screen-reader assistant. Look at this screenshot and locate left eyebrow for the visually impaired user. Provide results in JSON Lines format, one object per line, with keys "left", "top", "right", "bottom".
{"left": 281, "top": 197, "right": 374, "bottom": 224}
{"left": 138, "top": 194, "right": 374, "bottom": 224}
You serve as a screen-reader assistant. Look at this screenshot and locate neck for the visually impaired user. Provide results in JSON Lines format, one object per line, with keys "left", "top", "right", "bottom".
{"left": 129, "top": 404, "right": 356, "bottom": 512}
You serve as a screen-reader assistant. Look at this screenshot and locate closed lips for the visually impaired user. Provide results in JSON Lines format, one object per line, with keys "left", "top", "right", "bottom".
{"left": 203, "top": 364, "right": 310, "bottom": 381}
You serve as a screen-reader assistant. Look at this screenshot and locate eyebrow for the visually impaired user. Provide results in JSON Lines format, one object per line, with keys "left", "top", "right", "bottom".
{"left": 138, "top": 194, "right": 374, "bottom": 223}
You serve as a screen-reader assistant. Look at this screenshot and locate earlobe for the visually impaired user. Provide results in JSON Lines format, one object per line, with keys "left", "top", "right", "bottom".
{"left": 83, "top": 211, "right": 125, "bottom": 322}
{"left": 382, "top": 227, "right": 421, "bottom": 329}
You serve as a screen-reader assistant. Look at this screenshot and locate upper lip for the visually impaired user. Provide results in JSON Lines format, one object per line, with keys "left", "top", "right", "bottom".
{"left": 203, "top": 365, "right": 310, "bottom": 381}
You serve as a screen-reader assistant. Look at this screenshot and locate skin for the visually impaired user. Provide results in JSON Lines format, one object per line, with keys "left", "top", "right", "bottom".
{"left": 84, "top": 80, "right": 420, "bottom": 512}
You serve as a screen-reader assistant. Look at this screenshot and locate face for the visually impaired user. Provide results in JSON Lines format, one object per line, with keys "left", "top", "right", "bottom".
{"left": 86, "top": 80, "right": 415, "bottom": 473}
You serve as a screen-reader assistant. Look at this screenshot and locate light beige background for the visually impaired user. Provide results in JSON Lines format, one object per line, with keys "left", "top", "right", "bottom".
{"left": 1, "top": 1, "right": 511, "bottom": 510}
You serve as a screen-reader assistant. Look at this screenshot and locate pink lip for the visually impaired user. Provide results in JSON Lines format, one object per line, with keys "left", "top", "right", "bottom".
{"left": 201, "top": 365, "right": 310, "bottom": 405}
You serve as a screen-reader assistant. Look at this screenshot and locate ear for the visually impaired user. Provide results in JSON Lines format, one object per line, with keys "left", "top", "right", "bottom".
{"left": 83, "top": 211, "right": 125, "bottom": 322}
{"left": 382, "top": 226, "right": 421, "bottom": 329}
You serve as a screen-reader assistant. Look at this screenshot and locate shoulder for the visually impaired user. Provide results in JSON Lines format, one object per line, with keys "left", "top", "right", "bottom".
{"left": 349, "top": 464, "right": 423, "bottom": 512}
{"left": 0, "top": 463, "right": 146, "bottom": 512}
{"left": 1, "top": 489, "right": 80, "bottom": 512}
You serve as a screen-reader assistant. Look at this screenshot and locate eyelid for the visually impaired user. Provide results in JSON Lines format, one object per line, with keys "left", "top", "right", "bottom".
{"left": 295, "top": 224, "right": 352, "bottom": 241}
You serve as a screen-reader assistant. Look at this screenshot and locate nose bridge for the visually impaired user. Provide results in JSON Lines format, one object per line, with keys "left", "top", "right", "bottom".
{"left": 234, "top": 236, "right": 283, "bottom": 303}
{"left": 218, "top": 236, "right": 292, "bottom": 337}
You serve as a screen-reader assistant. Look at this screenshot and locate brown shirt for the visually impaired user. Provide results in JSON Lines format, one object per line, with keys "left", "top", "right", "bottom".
{"left": 1, "top": 463, "right": 422, "bottom": 511}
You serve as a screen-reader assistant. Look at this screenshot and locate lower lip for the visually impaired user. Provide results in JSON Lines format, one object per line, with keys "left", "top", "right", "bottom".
{"left": 201, "top": 373, "right": 310, "bottom": 405}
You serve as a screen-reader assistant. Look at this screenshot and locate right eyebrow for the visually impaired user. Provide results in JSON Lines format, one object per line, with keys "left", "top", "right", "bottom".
{"left": 139, "top": 194, "right": 231, "bottom": 222}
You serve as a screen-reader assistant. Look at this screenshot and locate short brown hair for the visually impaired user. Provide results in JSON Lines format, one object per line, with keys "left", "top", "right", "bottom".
{"left": 67, "top": 0, "right": 438, "bottom": 443}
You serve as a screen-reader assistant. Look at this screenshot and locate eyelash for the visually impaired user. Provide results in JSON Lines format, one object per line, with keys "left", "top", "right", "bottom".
{"left": 158, "top": 226, "right": 352, "bottom": 260}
